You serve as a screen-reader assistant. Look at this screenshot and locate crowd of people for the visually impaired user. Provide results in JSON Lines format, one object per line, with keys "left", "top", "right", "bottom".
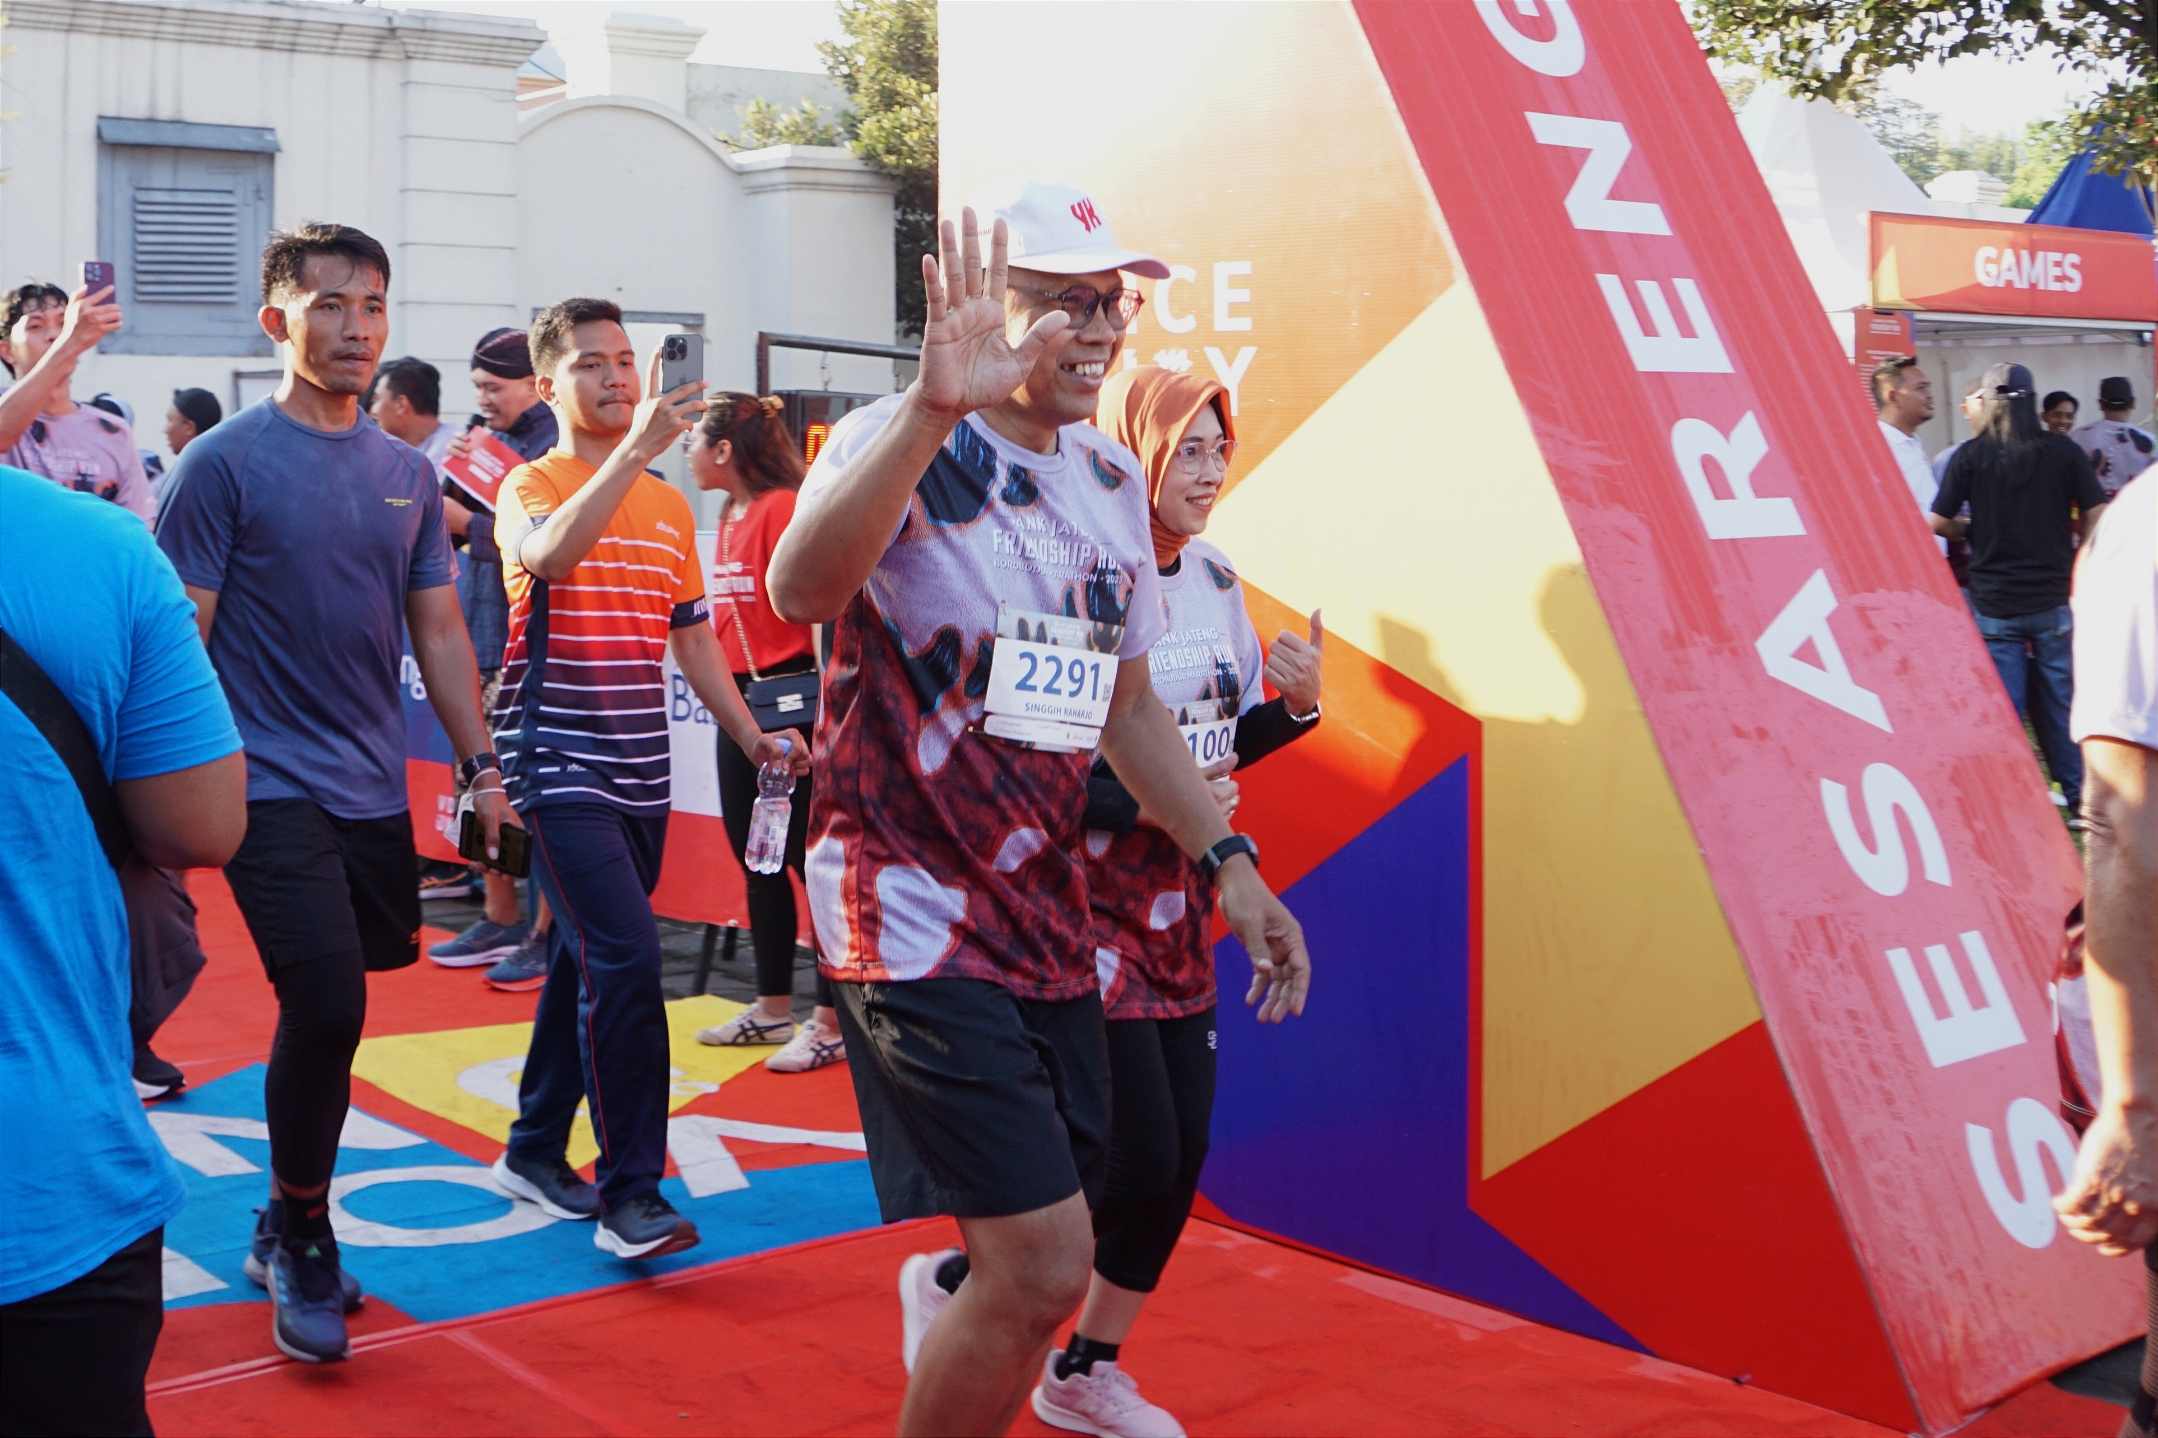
{"left": 0, "top": 170, "right": 2148, "bottom": 1438}
{"left": 1873, "top": 355, "right": 2152, "bottom": 823}
{"left": 0, "top": 180, "right": 1321, "bottom": 1438}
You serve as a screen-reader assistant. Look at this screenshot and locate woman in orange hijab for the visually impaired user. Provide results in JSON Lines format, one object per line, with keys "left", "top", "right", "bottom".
{"left": 1028, "top": 365, "right": 1324, "bottom": 1437}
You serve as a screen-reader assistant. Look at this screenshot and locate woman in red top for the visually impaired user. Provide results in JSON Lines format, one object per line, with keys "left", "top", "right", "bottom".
{"left": 687, "top": 394, "right": 840, "bottom": 1073}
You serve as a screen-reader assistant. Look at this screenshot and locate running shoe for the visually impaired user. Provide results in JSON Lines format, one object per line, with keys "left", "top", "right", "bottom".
{"left": 766, "top": 1017, "right": 845, "bottom": 1073}
{"left": 594, "top": 1192, "right": 700, "bottom": 1260}
{"left": 483, "top": 930, "right": 551, "bottom": 991}
{"left": 266, "top": 1236, "right": 352, "bottom": 1363}
{"left": 417, "top": 860, "right": 477, "bottom": 901}
{"left": 428, "top": 918, "right": 529, "bottom": 968}
{"left": 491, "top": 1151, "right": 600, "bottom": 1220}
{"left": 132, "top": 1042, "right": 185, "bottom": 1101}
{"left": 243, "top": 1204, "right": 363, "bottom": 1313}
{"left": 696, "top": 1007, "right": 794, "bottom": 1046}
{"left": 898, "top": 1247, "right": 961, "bottom": 1374}
{"left": 1032, "top": 1353, "right": 1187, "bottom": 1438}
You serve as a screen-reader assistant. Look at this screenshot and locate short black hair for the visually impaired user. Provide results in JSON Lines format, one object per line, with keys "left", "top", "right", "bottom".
{"left": 529, "top": 298, "right": 624, "bottom": 377}
{"left": 260, "top": 222, "right": 391, "bottom": 305}
{"left": 3, "top": 282, "right": 68, "bottom": 339}
{"left": 365, "top": 356, "right": 442, "bottom": 417}
{"left": 1869, "top": 354, "right": 1920, "bottom": 409}
{"left": 2041, "top": 391, "right": 2077, "bottom": 415}
{"left": 172, "top": 387, "right": 222, "bottom": 433}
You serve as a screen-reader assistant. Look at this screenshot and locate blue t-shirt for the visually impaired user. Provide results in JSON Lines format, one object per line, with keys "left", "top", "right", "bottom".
{"left": 158, "top": 398, "right": 454, "bottom": 819}
{"left": 0, "top": 467, "right": 241, "bottom": 1304}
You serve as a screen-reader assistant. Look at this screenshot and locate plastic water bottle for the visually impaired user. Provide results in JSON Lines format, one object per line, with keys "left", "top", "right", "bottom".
{"left": 744, "top": 744, "right": 795, "bottom": 875}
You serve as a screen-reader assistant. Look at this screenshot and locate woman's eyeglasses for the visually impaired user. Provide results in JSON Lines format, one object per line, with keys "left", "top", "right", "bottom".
{"left": 1010, "top": 283, "right": 1146, "bottom": 332}
{"left": 1171, "top": 438, "right": 1237, "bottom": 472}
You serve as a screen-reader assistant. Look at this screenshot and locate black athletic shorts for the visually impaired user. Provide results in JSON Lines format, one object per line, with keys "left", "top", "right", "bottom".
{"left": 833, "top": 977, "right": 1110, "bottom": 1223}
{"left": 223, "top": 799, "right": 421, "bottom": 976}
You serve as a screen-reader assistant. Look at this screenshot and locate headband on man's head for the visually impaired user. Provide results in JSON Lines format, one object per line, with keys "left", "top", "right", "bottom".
{"left": 471, "top": 327, "right": 533, "bottom": 380}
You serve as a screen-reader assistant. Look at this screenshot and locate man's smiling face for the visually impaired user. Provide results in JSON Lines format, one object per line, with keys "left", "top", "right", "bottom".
{"left": 1004, "top": 266, "right": 1126, "bottom": 428}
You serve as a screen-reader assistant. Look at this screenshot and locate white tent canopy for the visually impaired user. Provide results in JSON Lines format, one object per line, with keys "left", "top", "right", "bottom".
{"left": 1737, "top": 87, "right": 1935, "bottom": 313}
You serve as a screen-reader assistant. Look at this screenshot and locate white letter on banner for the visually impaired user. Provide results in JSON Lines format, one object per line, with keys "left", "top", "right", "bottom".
{"left": 1967, "top": 1098, "right": 2077, "bottom": 1248}
{"left": 1153, "top": 266, "right": 1197, "bottom": 334}
{"left": 1821, "top": 763, "right": 1951, "bottom": 896}
{"left": 1472, "top": 0, "right": 1584, "bottom": 76}
{"left": 1525, "top": 115, "right": 1671, "bottom": 235}
{"left": 1670, "top": 412, "right": 1803, "bottom": 539}
{"left": 1754, "top": 570, "right": 1892, "bottom": 731}
{"left": 1887, "top": 931, "right": 2026, "bottom": 1067}
{"left": 1204, "top": 346, "right": 1256, "bottom": 416}
{"left": 1212, "top": 262, "right": 1252, "bottom": 332}
{"left": 1594, "top": 276, "right": 1732, "bottom": 373}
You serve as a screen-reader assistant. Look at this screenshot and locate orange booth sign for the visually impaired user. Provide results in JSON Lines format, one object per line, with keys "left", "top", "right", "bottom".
{"left": 1871, "top": 212, "right": 2158, "bottom": 321}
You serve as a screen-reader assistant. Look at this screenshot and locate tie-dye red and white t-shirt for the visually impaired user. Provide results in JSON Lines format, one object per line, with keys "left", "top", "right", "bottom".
{"left": 1086, "top": 537, "right": 1265, "bottom": 1020}
{"left": 804, "top": 396, "right": 1164, "bottom": 1001}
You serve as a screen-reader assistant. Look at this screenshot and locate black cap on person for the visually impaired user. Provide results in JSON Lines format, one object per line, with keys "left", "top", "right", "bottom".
{"left": 172, "top": 387, "right": 222, "bottom": 434}
{"left": 472, "top": 327, "right": 534, "bottom": 380}
{"left": 2099, "top": 376, "right": 2136, "bottom": 409}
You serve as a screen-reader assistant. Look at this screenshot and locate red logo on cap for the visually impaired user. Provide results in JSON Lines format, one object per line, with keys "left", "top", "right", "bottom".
{"left": 1069, "top": 198, "right": 1103, "bottom": 233}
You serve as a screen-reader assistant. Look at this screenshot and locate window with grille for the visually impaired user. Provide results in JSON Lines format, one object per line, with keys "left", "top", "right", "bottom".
{"left": 97, "top": 124, "right": 276, "bottom": 356}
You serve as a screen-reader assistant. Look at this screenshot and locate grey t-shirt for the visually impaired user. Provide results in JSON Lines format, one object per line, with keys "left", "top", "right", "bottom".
{"left": 157, "top": 398, "right": 454, "bottom": 818}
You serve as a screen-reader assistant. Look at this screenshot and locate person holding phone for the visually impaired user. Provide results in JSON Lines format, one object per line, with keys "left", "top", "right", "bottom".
{"left": 0, "top": 279, "right": 153, "bottom": 523}
{"left": 688, "top": 392, "right": 843, "bottom": 1072}
{"left": 488, "top": 300, "right": 804, "bottom": 1261}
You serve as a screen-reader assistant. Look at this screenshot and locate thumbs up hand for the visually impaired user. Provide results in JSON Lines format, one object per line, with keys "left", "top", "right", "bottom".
{"left": 1264, "top": 608, "right": 1324, "bottom": 717}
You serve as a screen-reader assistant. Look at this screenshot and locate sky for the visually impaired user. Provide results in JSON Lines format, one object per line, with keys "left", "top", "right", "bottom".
{"left": 380, "top": 0, "right": 2097, "bottom": 136}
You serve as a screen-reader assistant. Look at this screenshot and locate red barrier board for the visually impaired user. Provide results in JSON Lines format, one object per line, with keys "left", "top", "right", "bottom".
{"left": 1871, "top": 212, "right": 2158, "bottom": 321}
{"left": 1354, "top": 2, "right": 2133, "bottom": 1431}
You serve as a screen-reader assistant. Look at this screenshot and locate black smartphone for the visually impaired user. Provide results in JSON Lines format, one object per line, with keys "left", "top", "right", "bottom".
{"left": 659, "top": 332, "right": 704, "bottom": 397}
{"left": 81, "top": 260, "right": 116, "bottom": 297}
{"left": 459, "top": 808, "right": 532, "bottom": 878}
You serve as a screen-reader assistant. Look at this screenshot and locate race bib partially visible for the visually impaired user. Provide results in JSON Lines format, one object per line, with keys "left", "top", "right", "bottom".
{"left": 983, "top": 604, "right": 1123, "bottom": 753}
{"left": 1175, "top": 699, "right": 1237, "bottom": 768}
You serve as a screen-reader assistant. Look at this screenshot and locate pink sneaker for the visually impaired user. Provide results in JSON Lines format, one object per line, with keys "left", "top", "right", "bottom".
{"left": 1032, "top": 1351, "right": 1185, "bottom": 1438}
{"left": 898, "top": 1248, "right": 959, "bottom": 1373}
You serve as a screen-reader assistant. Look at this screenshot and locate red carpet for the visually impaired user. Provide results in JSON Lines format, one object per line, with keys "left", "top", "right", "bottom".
{"left": 139, "top": 872, "right": 2119, "bottom": 1435}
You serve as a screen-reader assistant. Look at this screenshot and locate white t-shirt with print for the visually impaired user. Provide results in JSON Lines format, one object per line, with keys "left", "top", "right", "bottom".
{"left": 799, "top": 395, "right": 1167, "bottom": 1000}
{"left": 2072, "top": 473, "right": 2156, "bottom": 749}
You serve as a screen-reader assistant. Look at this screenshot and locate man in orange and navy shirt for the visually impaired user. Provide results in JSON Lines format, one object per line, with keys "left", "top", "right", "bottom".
{"left": 489, "top": 298, "right": 800, "bottom": 1261}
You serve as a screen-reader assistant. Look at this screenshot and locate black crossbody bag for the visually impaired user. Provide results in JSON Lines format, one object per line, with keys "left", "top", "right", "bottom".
{"left": 0, "top": 626, "right": 207, "bottom": 1036}
{"left": 722, "top": 512, "right": 820, "bottom": 733}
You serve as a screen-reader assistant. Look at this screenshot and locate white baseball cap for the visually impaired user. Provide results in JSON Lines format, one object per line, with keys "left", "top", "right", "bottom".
{"left": 968, "top": 178, "right": 1170, "bottom": 280}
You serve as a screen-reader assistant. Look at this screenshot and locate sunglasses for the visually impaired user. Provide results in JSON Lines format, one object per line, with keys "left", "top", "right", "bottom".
{"left": 1010, "top": 283, "right": 1146, "bottom": 332}
{"left": 1171, "top": 438, "right": 1237, "bottom": 472}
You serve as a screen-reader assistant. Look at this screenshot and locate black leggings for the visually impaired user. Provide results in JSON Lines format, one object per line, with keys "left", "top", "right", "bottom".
{"left": 1092, "top": 1008, "right": 1217, "bottom": 1293}
{"left": 266, "top": 950, "right": 369, "bottom": 1193}
{"left": 715, "top": 680, "right": 830, "bottom": 1008}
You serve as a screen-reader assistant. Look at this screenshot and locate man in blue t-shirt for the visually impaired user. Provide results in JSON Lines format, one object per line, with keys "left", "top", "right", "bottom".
{"left": 0, "top": 467, "right": 245, "bottom": 1435}
{"left": 157, "top": 223, "right": 517, "bottom": 1366}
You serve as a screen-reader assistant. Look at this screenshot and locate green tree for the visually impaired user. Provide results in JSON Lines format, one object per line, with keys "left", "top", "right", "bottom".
{"left": 1693, "top": 2, "right": 2154, "bottom": 185}
{"left": 730, "top": 98, "right": 844, "bottom": 151}
{"left": 2007, "top": 115, "right": 2084, "bottom": 207}
{"left": 818, "top": 0, "right": 937, "bottom": 337}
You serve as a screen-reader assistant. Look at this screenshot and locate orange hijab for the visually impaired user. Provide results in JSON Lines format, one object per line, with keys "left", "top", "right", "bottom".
{"left": 1096, "top": 365, "right": 1236, "bottom": 570}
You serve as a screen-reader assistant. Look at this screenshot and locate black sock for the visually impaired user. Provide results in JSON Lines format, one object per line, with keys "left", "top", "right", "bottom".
{"left": 281, "top": 1191, "right": 333, "bottom": 1243}
{"left": 1056, "top": 1333, "right": 1120, "bottom": 1379}
{"left": 933, "top": 1251, "right": 969, "bottom": 1295}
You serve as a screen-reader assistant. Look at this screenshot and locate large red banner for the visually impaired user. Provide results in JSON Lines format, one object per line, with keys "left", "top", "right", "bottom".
{"left": 1354, "top": 1, "right": 2131, "bottom": 1428}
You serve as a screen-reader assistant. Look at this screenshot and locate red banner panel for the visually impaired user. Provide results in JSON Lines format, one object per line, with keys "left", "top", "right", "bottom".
{"left": 1872, "top": 212, "right": 2158, "bottom": 321}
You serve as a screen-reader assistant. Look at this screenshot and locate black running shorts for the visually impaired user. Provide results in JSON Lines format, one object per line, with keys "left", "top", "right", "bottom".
{"left": 223, "top": 799, "right": 422, "bottom": 975}
{"left": 832, "top": 977, "right": 1110, "bottom": 1223}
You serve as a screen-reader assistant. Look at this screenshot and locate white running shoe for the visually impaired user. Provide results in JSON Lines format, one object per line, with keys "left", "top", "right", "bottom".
{"left": 1032, "top": 1352, "right": 1186, "bottom": 1438}
{"left": 898, "top": 1247, "right": 960, "bottom": 1373}
{"left": 766, "top": 1018, "right": 846, "bottom": 1073}
{"left": 696, "top": 1008, "right": 794, "bottom": 1046}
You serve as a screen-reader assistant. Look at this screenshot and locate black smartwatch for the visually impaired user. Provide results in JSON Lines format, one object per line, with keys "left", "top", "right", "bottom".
{"left": 1198, "top": 834, "right": 1259, "bottom": 887}
{"left": 460, "top": 751, "right": 502, "bottom": 787}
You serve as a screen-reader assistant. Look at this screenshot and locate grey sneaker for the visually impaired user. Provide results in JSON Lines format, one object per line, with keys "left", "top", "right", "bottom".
{"left": 484, "top": 930, "right": 551, "bottom": 992}
{"left": 244, "top": 1204, "right": 363, "bottom": 1313}
{"left": 594, "top": 1192, "right": 699, "bottom": 1260}
{"left": 491, "top": 1152, "right": 599, "bottom": 1220}
{"left": 428, "top": 918, "right": 529, "bottom": 969}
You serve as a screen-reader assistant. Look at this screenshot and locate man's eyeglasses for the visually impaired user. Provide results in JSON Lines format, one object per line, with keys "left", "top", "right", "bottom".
{"left": 1171, "top": 438, "right": 1237, "bottom": 472}
{"left": 1010, "top": 283, "right": 1146, "bottom": 332}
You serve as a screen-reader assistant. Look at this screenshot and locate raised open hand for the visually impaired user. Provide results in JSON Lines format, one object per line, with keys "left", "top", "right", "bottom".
{"left": 915, "top": 209, "right": 1072, "bottom": 421}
